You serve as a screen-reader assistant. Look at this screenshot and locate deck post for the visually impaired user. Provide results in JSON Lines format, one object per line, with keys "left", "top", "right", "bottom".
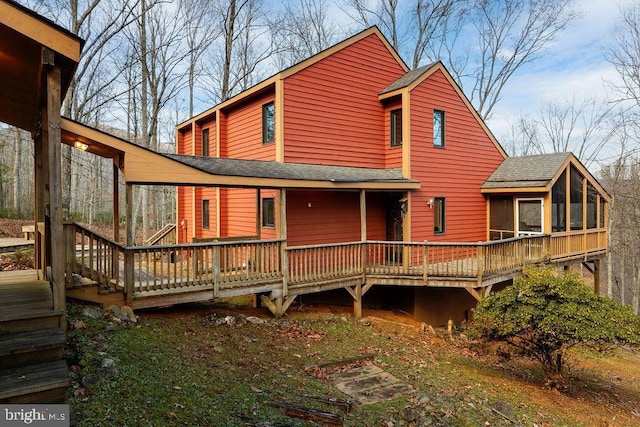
{"left": 124, "top": 249, "right": 134, "bottom": 306}
{"left": 212, "top": 245, "right": 220, "bottom": 297}
{"left": 64, "top": 223, "right": 75, "bottom": 288}
{"left": 279, "top": 189, "right": 288, "bottom": 296}
{"left": 477, "top": 242, "right": 484, "bottom": 286}
{"left": 422, "top": 243, "right": 428, "bottom": 283}
{"left": 125, "top": 183, "right": 134, "bottom": 246}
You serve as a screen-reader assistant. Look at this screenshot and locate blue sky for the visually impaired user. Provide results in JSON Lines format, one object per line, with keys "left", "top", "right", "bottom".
{"left": 487, "top": 0, "right": 631, "bottom": 142}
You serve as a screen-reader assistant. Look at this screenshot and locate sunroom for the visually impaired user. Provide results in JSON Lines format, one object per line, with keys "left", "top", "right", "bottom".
{"left": 481, "top": 152, "right": 610, "bottom": 241}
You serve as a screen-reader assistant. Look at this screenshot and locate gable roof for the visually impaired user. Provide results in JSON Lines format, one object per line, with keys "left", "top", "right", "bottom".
{"left": 378, "top": 61, "right": 507, "bottom": 159}
{"left": 482, "top": 152, "right": 572, "bottom": 189}
{"left": 379, "top": 62, "right": 437, "bottom": 95}
{"left": 482, "top": 152, "right": 611, "bottom": 201}
{"left": 178, "top": 26, "right": 407, "bottom": 129}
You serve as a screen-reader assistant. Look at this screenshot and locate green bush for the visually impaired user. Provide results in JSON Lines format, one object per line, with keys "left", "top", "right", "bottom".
{"left": 472, "top": 267, "right": 640, "bottom": 382}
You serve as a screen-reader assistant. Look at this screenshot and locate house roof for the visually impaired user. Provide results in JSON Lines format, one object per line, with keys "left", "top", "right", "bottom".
{"left": 61, "top": 117, "right": 419, "bottom": 191}
{"left": 165, "top": 154, "right": 416, "bottom": 185}
{"left": 482, "top": 152, "right": 611, "bottom": 202}
{"left": 379, "top": 63, "right": 436, "bottom": 95}
{"left": 482, "top": 152, "right": 572, "bottom": 189}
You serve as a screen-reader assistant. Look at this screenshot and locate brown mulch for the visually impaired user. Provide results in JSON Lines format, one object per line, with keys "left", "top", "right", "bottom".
{"left": 0, "top": 218, "right": 32, "bottom": 238}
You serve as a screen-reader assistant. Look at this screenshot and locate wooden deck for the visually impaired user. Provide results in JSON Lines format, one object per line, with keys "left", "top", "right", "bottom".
{"left": 63, "top": 223, "right": 607, "bottom": 315}
{"left": 0, "top": 238, "right": 34, "bottom": 254}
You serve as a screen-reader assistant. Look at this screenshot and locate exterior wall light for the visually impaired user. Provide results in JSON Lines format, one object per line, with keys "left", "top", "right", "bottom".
{"left": 427, "top": 199, "right": 434, "bottom": 209}
{"left": 74, "top": 140, "right": 89, "bottom": 151}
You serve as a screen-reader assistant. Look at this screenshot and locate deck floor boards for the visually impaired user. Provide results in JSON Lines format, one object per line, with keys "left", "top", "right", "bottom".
{"left": 0, "top": 270, "right": 54, "bottom": 320}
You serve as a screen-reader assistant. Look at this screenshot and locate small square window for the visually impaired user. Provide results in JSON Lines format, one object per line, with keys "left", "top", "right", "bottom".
{"left": 262, "top": 198, "right": 275, "bottom": 228}
{"left": 390, "top": 109, "right": 402, "bottom": 147}
{"left": 202, "top": 128, "right": 209, "bottom": 157}
{"left": 262, "top": 102, "right": 274, "bottom": 144}
{"left": 434, "top": 110, "right": 445, "bottom": 147}
{"left": 434, "top": 197, "right": 445, "bottom": 234}
{"left": 202, "top": 200, "right": 210, "bottom": 230}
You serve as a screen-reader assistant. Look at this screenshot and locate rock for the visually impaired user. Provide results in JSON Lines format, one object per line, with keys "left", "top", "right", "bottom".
{"left": 121, "top": 306, "right": 137, "bottom": 323}
{"left": 82, "top": 374, "right": 99, "bottom": 387}
{"left": 223, "top": 315, "right": 235, "bottom": 326}
{"left": 104, "top": 324, "right": 117, "bottom": 332}
{"left": 101, "top": 358, "right": 115, "bottom": 369}
{"left": 403, "top": 407, "right": 419, "bottom": 423}
{"left": 416, "top": 392, "right": 433, "bottom": 405}
{"left": 81, "top": 306, "right": 102, "bottom": 319}
{"left": 245, "top": 316, "right": 265, "bottom": 324}
{"left": 492, "top": 400, "right": 517, "bottom": 423}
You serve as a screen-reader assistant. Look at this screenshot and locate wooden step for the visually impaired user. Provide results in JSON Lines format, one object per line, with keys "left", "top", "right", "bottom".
{"left": 0, "top": 310, "right": 63, "bottom": 335}
{"left": 0, "top": 360, "right": 69, "bottom": 403}
{"left": 0, "top": 328, "right": 66, "bottom": 369}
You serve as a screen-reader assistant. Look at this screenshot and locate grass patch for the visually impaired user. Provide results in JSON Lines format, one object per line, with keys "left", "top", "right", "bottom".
{"left": 66, "top": 303, "right": 640, "bottom": 426}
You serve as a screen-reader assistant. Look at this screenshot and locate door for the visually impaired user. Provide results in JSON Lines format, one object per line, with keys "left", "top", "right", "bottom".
{"left": 516, "top": 198, "right": 543, "bottom": 236}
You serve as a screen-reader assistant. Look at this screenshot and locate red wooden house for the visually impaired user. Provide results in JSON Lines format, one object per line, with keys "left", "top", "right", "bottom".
{"left": 172, "top": 27, "right": 609, "bottom": 324}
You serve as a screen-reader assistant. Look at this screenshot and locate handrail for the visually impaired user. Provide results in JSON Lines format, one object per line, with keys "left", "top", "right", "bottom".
{"left": 65, "top": 222, "right": 607, "bottom": 305}
{"left": 144, "top": 223, "right": 176, "bottom": 246}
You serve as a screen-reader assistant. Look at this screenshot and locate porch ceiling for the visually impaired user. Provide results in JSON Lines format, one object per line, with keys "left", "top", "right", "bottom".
{"left": 0, "top": 0, "right": 81, "bottom": 132}
{"left": 61, "top": 118, "right": 421, "bottom": 191}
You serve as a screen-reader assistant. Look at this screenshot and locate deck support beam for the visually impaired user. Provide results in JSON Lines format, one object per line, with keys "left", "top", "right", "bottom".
{"left": 345, "top": 282, "right": 373, "bottom": 318}
{"left": 582, "top": 259, "right": 601, "bottom": 294}
{"left": 261, "top": 294, "right": 296, "bottom": 317}
{"left": 465, "top": 284, "right": 492, "bottom": 302}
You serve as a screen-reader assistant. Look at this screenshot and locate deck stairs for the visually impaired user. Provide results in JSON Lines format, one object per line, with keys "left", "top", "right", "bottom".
{"left": 0, "top": 273, "right": 69, "bottom": 403}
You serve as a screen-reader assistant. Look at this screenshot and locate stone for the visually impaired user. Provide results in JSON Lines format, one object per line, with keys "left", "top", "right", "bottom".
{"left": 416, "top": 392, "right": 433, "bottom": 405}
{"left": 101, "top": 358, "right": 115, "bottom": 369}
{"left": 403, "top": 407, "right": 419, "bottom": 423}
{"left": 82, "top": 374, "right": 99, "bottom": 387}
{"left": 121, "top": 305, "right": 137, "bottom": 323}
{"left": 245, "top": 316, "right": 265, "bottom": 324}
{"left": 81, "top": 306, "right": 102, "bottom": 319}
{"left": 492, "top": 400, "right": 517, "bottom": 423}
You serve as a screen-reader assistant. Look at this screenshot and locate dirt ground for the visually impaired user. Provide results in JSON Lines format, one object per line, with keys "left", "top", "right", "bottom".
{"left": 0, "top": 218, "right": 32, "bottom": 237}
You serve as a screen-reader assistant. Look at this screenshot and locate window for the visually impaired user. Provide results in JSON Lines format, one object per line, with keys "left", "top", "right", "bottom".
{"left": 202, "top": 128, "right": 209, "bottom": 157}
{"left": 586, "top": 183, "right": 597, "bottom": 229}
{"left": 262, "top": 102, "right": 274, "bottom": 144}
{"left": 262, "top": 198, "right": 274, "bottom": 228}
{"left": 202, "top": 200, "right": 210, "bottom": 230}
{"left": 570, "top": 166, "right": 583, "bottom": 230}
{"left": 390, "top": 109, "right": 402, "bottom": 147}
{"left": 434, "top": 197, "right": 445, "bottom": 234}
{"left": 551, "top": 170, "right": 566, "bottom": 232}
{"left": 433, "top": 109, "right": 445, "bottom": 147}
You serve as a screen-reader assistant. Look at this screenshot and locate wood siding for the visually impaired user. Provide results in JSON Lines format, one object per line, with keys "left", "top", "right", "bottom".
{"left": 286, "top": 190, "right": 387, "bottom": 246}
{"left": 176, "top": 186, "right": 192, "bottom": 243}
{"left": 409, "top": 70, "right": 504, "bottom": 242}
{"left": 220, "top": 188, "right": 258, "bottom": 237}
{"left": 382, "top": 98, "right": 403, "bottom": 169}
{"left": 223, "top": 91, "right": 276, "bottom": 161}
{"left": 282, "top": 34, "right": 406, "bottom": 167}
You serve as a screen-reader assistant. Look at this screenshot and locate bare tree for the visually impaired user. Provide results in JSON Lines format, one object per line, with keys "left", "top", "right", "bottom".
{"left": 342, "top": 0, "right": 461, "bottom": 69}
{"left": 504, "top": 97, "right": 613, "bottom": 167}
{"left": 271, "top": 0, "right": 342, "bottom": 67}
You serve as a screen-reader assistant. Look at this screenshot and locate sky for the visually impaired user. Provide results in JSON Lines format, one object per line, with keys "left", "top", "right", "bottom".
{"left": 486, "top": 0, "right": 632, "bottom": 152}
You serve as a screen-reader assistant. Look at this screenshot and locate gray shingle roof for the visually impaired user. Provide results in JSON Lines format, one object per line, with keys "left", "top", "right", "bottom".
{"left": 379, "top": 63, "right": 437, "bottom": 95}
{"left": 164, "top": 154, "right": 414, "bottom": 183}
{"left": 482, "top": 152, "right": 572, "bottom": 189}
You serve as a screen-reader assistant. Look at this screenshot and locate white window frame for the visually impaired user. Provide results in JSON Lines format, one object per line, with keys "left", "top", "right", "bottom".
{"left": 516, "top": 198, "right": 544, "bottom": 236}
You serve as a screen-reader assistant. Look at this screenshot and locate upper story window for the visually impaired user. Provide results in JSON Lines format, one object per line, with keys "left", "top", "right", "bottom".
{"left": 434, "top": 197, "right": 445, "bottom": 234}
{"left": 202, "top": 128, "right": 209, "bottom": 157}
{"left": 433, "top": 109, "right": 445, "bottom": 147}
{"left": 262, "top": 102, "right": 274, "bottom": 144}
{"left": 390, "top": 109, "right": 402, "bottom": 147}
{"left": 262, "top": 198, "right": 275, "bottom": 228}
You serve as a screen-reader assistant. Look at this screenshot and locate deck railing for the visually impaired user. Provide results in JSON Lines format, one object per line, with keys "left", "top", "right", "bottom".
{"left": 65, "top": 223, "right": 607, "bottom": 303}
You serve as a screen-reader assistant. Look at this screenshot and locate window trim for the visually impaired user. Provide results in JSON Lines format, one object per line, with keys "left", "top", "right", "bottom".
{"left": 433, "top": 109, "right": 445, "bottom": 148}
{"left": 202, "top": 128, "right": 209, "bottom": 157}
{"left": 262, "top": 197, "right": 275, "bottom": 228}
{"left": 262, "top": 102, "right": 275, "bottom": 144}
{"left": 434, "top": 197, "right": 445, "bottom": 235}
{"left": 390, "top": 108, "right": 402, "bottom": 147}
{"left": 202, "top": 199, "right": 210, "bottom": 230}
